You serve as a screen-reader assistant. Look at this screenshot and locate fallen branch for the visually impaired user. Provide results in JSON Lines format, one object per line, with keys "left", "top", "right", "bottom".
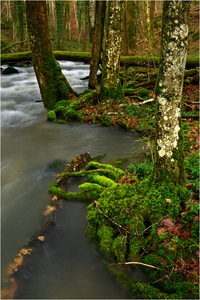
{"left": 135, "top": 98, "right": 155, "bottom": 105}
{"left": 120, "top": 99, "right": 154, "bottom": 107}
{"left": 111, "top": 261, "right": 162, "bottom": 270}
{"left": 1, "top": 40, "right": 28, "bottom": 53}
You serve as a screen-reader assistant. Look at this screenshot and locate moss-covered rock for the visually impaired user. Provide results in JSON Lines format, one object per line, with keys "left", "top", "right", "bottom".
{"left": 47, "top": 110, "right": 57, "bottom": 121}
{"left": 87, "top": 174, "right": 117, "bottom": 188}
{"left": 86, "top": 161, "right": 125, "bottom": 180}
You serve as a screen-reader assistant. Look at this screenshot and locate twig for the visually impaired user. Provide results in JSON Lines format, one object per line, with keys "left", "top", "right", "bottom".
{"left": 137, "top": 216, "right": 165, "bottom": 236}
{"left": 111, "top": 261, "right": 161, "bottom": 270}
{"left": 137, "top": 242, "right": 153, "bottom": 261}
{"left": 133, "top": 98, "right": 155, "bottom": 105}
{"left": 1, "top": 40, "right": 28, "bottom": 52}
{"left": 152, "top": 274, "right": 169, "bottom": 284}
{"left": 152, "top": 267, "right": 174, "bottom": 284}
{"left": 94, "top": 201, "right": 127, "bottom": 232}
{"left": 120, "top": 98, "right": 154, "bottom": 107}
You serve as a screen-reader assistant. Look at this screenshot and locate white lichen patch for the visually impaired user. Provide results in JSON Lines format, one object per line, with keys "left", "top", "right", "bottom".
{"left": 102, "top": 0, "right": 124, "bottom": 87}
{"left": 157, "top": 95, "right": 181, "bottom": 158}
{"left": 155, "top": 0, "right": 189, "bottom": 160}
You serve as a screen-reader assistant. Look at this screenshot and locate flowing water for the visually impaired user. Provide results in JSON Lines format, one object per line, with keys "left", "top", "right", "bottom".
{"left": 1, "top": 61, "right": 146, "bottom": 299}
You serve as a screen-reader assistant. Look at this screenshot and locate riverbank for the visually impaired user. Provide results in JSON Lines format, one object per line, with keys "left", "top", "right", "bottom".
{"left": 46, "top": 66, "right": 199, "bottom": 298}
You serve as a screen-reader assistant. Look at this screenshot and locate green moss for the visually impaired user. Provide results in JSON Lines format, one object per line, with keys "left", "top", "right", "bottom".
{"left": 112, "top": 236, "right": 127, "bottom": 262}
{"left": 97, "top": 225, "right": 114, "bottom": 259}
{"left": 87, "top": 174, "right": 117, "bottom": 188}
{"left": 55, "top": 100, "right": 69, "bottom": 108}
{"left": 65, "top": 108, "right": 83, "bottom": 121}
{"left": 78, "top": 182, "right": 105, "bottom": 199}
{"left": 100, "top": 82, "right": 124, "bottom": 103}
{"left": 47, "top": 110, "right": 57, "bottom": 121}
{"left": 137, "top": 88, "right": 150, "bottom": 100}
{"left": 126, "top": 162, "right": 153, "bottom": 180}
{"left": 131, "top": 282, "right": 168, "bottom": 299}
{"left": 48, "top": 182, "right": 90, "bottom": 201}
{"left": 86, "top": 161, "right": 125, "bottom": 180}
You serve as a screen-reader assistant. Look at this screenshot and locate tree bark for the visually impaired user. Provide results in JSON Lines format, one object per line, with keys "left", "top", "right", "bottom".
{"left": 153, "top": 0, "right": 190, "bottom": 185}
{"left": 89, "top": 0, "right": 106, "bottom": 89}
{"left": 100, "top": 0, "right": 124, "bottom": 102}
{"left": 26, "top": 0, "right": 77, "bottom": 109}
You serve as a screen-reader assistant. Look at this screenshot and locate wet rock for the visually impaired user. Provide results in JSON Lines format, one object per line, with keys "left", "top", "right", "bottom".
{"left": 2, "top": 66, "right": 19, "bottom": 75}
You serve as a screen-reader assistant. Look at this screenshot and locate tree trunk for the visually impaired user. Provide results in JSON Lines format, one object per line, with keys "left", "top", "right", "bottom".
{"left": 89, "top": 0, "right": 106, "bottom": 89}
{"left": 153, "top": 0, "right": 190, "bottom": 185}
{"left": 26, "top": 0, "right": 77, "bottom": 109}
{"left": 55, "top": 0, "right": 63, "bottom": 50}
{"left": 100, "top": 0, "right": 124, "bottom": 102}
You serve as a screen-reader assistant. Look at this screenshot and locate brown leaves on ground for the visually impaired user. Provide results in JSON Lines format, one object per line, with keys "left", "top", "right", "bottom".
{"left": 186, "top": 122, "right": 199, "bottom": 152}
{"left": 43, "top": 205, "right": 56, "bottom": 216}
{"left": 183, "top": 84, "right": 199, "bottom": 103}
{"left": 1, "top": 278, "right": 18, "bottom": 300}
{"left": 174, "top": 258, "right": 199, "bottom": 280}
{"left": 117, "top": 176, "right": 137, "bottom": 184}
{"left": 157, "top": 216, "right": 199, "bottom": 239}
{"left": 157, "top": 210, "right": 199, "bottom": 281}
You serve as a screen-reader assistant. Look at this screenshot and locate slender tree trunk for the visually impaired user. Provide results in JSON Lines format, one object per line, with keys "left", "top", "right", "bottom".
{"left": 17, "top": 1, "right": 25, "bottom": 51}
{"left": 100, "top": 0, "right": 124, "bottom": 102}
{"left": 55, "top": 0, "right": 63, "bottom": 50}
{"left": 122, "top": 0, "right": 129, "bottom": 55}
{"left": 26, "top": 0, "right": 77, "bottom": 109}
{"left": 153, "top": 0, "right": 190, "bottom": 185}
{"left": 89, "top": 0, "right": 106, "bottom": 89}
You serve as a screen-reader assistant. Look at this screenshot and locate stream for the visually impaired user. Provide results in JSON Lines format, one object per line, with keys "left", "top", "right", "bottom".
{"left": 1, "top": 61, "right": 146, "bottom": 299}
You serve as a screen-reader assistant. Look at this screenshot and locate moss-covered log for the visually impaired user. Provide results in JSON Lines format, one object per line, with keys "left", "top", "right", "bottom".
{"left": 1, "top": 51, "right": 198, "bottom": 69}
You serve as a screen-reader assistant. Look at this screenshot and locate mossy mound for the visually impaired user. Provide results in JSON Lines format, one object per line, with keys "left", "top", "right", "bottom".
{"left": 48, "top": 155, "right": 199, "bottom": 299}
{"left": 48, "top": 160, "right": 126, "bottom": 202}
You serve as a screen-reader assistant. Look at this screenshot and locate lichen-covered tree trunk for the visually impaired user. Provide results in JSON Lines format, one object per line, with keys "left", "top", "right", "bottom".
{"left": 100, "top": 0, "right": 124, "bottom": 102}
{"left": 153, "top": 0, "right": 190, "bottom": 185}
{"left": 89, "top": 0, "right": 106, "bottom": 89}
{"left": 26, "top": 1, "right": 77, "bottom": 109}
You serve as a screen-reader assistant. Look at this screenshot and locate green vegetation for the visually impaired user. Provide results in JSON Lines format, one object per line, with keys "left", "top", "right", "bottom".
{"left": 48, "top": 151, "right": 199, "bottom": 298}
{"left": 47, "top": 115, "right": 199, "bottom": 299}
{"left": 1, "top": 51, "right": 199, "bottom": 68}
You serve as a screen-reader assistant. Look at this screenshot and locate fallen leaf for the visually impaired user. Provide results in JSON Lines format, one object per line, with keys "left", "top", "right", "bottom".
{"left": 38, "top": 236, "right": 45, "bottom": 242}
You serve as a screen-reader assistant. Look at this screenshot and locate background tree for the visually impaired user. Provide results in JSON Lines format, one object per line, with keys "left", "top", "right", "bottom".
{"left": 76, "top": 0, "right": 91, "bottom": 51}
{"left": 153, "top": 0, "right": 191, "bottom": 185}
{"left": 89, "top": 0, "right": 106, "bottom": 89}
{"left": 100, "top": 0, "right": 124, "bottom": 102}
{"left": 55, "top": 0, "right": 64, "bottom": 50}
{"left": 26, "top": 0, "right": 77, "bottom": 109}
